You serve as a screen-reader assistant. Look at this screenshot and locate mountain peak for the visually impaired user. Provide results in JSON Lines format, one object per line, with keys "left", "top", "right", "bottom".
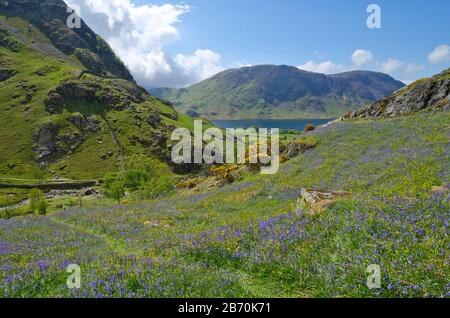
{"left": 0, "top": 0, "right": 133, "bottom": 81}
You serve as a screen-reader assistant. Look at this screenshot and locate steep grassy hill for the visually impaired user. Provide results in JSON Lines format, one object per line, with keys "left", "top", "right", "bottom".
{"left": 1, "top": 111, "right": 448, "bottom": 297}
{"left": 0, "top": 0, "right": 194, "bottom": 180}
{"left": 151, "top": 65, "right": 405, "bottom": 119}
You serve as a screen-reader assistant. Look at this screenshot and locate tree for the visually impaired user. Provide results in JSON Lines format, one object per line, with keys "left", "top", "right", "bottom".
{"left": 108, "top": 181, "right": 125, "bottom": 204}
{"left": 122, "top": 169, "right": 150, "bottom": 191}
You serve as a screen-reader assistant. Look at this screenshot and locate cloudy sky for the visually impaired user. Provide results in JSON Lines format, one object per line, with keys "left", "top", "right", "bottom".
{"left": 65, "top": 0, "right": 450, "bottom": 88}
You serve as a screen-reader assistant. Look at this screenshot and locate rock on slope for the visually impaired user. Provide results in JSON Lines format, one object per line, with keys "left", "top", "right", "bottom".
{"left": 150, "top": 65, "right": 405, "bottom": 119}
{"left": 0, "top": 0, "right": 192, "bottom": 179}
{"left": 345, "top": 67, "right": 450, "bottom": 119}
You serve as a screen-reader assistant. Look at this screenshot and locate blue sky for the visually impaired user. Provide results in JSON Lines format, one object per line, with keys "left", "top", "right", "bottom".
{"left": 69, "top": 0, "right": 450, "bottom": 87}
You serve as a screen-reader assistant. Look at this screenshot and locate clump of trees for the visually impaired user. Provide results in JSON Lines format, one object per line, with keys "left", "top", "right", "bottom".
{"left": 29, "top": 188, "right": 48, "bottom": 215}
{"left": 102, "top": 156, "right": 175, "bottom": 203}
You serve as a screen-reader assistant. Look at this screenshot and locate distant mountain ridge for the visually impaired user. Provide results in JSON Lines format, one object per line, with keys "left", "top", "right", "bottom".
{"left": 150, "top": 65, "right": 405, "bottom": 119}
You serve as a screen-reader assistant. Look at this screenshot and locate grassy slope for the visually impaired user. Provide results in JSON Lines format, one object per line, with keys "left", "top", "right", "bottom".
{"left": 1, "top": 112, "right": 449, "bottom": 297}
{"left": 0, "top": 17, "right": 74, "bottom": 178}
{"left": 0, "top": 16, "right": 195, "bottom": 181}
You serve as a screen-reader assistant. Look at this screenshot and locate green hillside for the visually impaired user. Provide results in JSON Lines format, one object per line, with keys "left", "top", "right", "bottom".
{"left": 151, "top": 65, "right": 405, "bottom": 119}
{"left": 0, "top": 4, "right": 194, "bottom": 181}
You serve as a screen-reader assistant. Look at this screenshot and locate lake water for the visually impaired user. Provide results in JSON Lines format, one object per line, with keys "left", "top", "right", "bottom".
{"left": 212, "top": 119, "right": 333, "bottom": 131}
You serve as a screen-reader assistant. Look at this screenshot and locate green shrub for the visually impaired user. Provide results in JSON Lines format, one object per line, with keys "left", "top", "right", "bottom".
{"left": 304, "top": 124, "right": 315, "bottom": 133}
{"left": 138, "top": 176, "right": 175, "bottom": 200}
{"left": 103, "top": 156, "right": 174, "bottom": 202}
{"left": 67, "top": 198, "right": 78, "bottom": 207}
{"left": 124, "top": 155, "right": 171, "bottom": 178}
{"left": 37, "top": 199, "right": 48, "bottom": 215}
{"left": 0, "top": 208, "right": 12, "bottom": 219}
{"left": 29, "top": 188, "right": 45, "bottom": 213}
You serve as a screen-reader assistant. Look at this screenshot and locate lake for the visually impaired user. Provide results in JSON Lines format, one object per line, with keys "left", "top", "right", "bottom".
{"left": 212, "top": 119, "right": 334, "bottom": 130}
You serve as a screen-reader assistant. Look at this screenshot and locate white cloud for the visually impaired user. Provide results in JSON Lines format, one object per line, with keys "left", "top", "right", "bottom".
{"left": 380, "top": 59, "right": 424, "bottom": 78}
{"left": 297, "top": 60, "right": 347, "bottom": 74}
{"left": 381, "top": 58, "right": 402, "bottom": 74}
{"left": 64, "top": 0, "right": 225, "bottom": 87}
{"left": 428, "top": 45, "right": 450, "bottom": 64}
{"left": 298, "top": 49, "right": 425, "bottom": 84}
{"left": 232, "top": 62, "right": 253, "bottom": 68}
{"left": 298, "top": 50, "right": 374, "bottom": 74}
{"left": 351, "top": 49, "right": 374, "bottom": 67}
{"left": 404, "top": 63, "right": 424, "bottom": 75}
{"left": 174, "top": 49, "right": 225, "bottom": 82}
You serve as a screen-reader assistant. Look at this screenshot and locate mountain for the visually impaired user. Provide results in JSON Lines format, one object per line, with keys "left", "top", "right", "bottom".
{"left": 0, "top": 0, "right": 194, "bottom": 180}
{"left": 345, "top": 67, "right": 450, "bottom": 119}
{"left": 150, "top": 65, "right": 405, "bottom": 119}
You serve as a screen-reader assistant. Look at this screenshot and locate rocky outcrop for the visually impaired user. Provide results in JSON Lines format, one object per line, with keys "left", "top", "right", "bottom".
{"left": 283, "top": 139, "right": 317, "bottom": 159}
{"left": 0, "top": 67, "right": 16, "bottom": 81}
{"left": 69, "top": 114, "right": 101, "bottom": 133}
{"left": 33, "top": 115, "right": 102, "bottom": 164}
{"left": 74, "top": 48, "right": 124, "bottom": 79}
{"left": 33, "top": 122, "right": 61, "bottom": 163}
{"left": 146, "top": 112, "right": 163, "bottom": 128}
{"left": 44, "top": 77, "right": 148, "bottom": 113}
{"left": 345, "top": 68, "right": 450, "bottom": 119}
{"left": 32, "top": 122, "right": 85, "bottom": 164}
{"left": 59, "top": 132, "right": 85, "bottom": 152}
{"left": 0, "top": 27, "right": 21, "bottom": 52}
{"left": 186, "top": 110, "right": 200, "bottom": 118}
{"left": 297, "top": 188, "right": 352, "bottom": 215}
{"left": 76, "top": 187, "right": 99, "bottom": 196}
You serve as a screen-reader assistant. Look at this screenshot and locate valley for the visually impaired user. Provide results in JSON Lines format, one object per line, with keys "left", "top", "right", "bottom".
{"left": 0, "top": 0, "right": 449, "bottom": 300}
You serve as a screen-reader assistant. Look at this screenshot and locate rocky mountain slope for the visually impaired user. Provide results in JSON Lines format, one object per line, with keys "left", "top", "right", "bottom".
{"left": 151, "top": 65, "right": 405, "bottom": 119}
{"left": 1, "top": 0, "right": 132, "bottom": 80}
{"left": 0, "top": 0, "right": 194, "bottom": 179}
{"left": 344, "top": 67, "right": 450, "bottom": 119}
